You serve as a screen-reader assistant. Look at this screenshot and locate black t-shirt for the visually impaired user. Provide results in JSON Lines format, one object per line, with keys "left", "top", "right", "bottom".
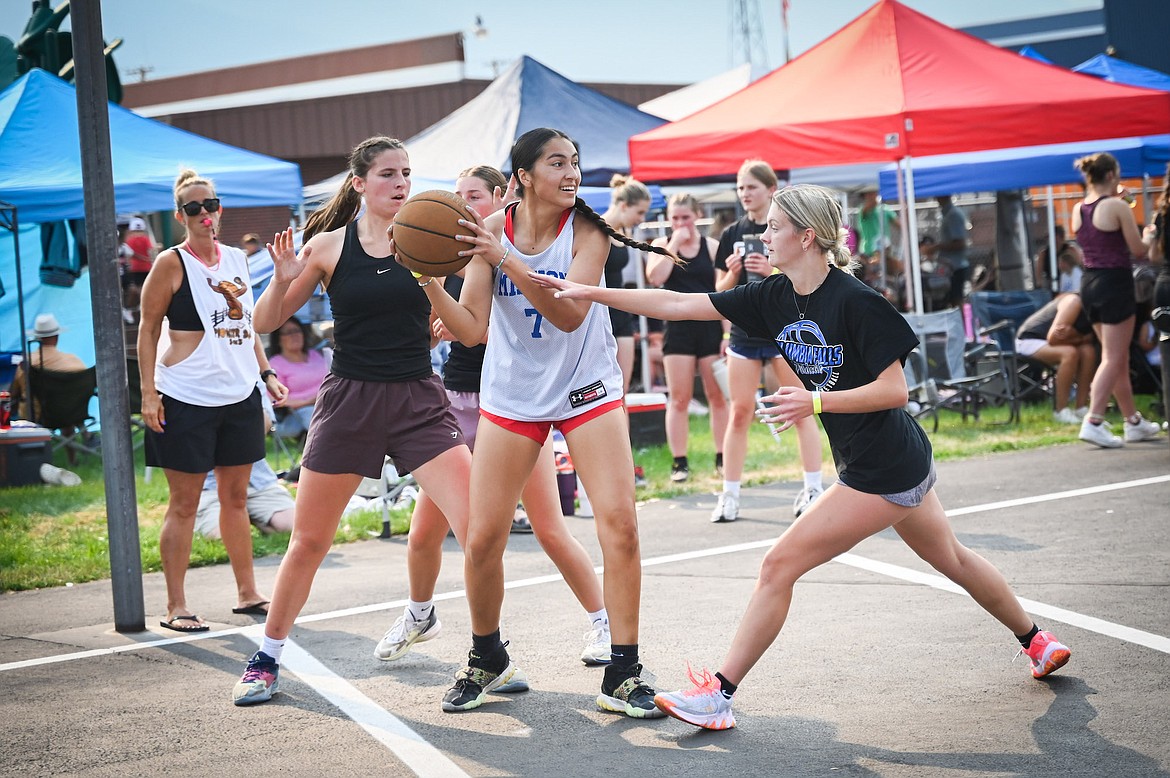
{"left": 441, "top": 274, "right": 486, "bottom": 392}
{"left": 327, "top": 221, "right": 433, "bottom": 382}
{"left": 715, "top": 214, "right": 773, "bottom": 347}
{"left": 709, "top": 269, "right": 932, "bottom": 494}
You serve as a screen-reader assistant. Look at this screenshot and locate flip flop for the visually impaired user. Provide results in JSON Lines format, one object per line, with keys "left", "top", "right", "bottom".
{"left": 160, "top": 614, "right": 209, "bottom": 632}
{"left": 232, "top": 601, "right": 270, "bottom": 615}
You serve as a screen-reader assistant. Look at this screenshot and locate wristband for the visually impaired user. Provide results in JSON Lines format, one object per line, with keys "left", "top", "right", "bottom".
{"left": 261, "top": 369, "right": 277, "bottom": 382}
{"left": 495, "top": 248, "right": 510, "bottom": 271}
{"left": 722, "top": 332, "right": 730, "bottom": 341}
{"left": 410, "top": 270, "right": 423, "bottom": 279}
{"left": 811, "top": 390, "right": 822, "bottom": 415}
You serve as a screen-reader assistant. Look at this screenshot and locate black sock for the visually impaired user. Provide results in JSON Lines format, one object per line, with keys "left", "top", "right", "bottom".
{"left": 673, "top": 456, "right": 688, "bottom": 469}
{"left": 714, "top": 672, "right": 737, "bottom": 699}
{"left": 715, "top": 452, "right": 724, "bottom": 470}
{"left": 609, "top": 643, "right": 639, "bottom": 672}
{"left": 471, "top": 630, "right": 505, "bottom": 671}
{"left": 1016, "top": 624, "right": 1040, "bottom": 649}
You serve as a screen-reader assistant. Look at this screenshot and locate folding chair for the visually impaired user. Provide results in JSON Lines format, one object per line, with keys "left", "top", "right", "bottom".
{"left": 28, "top": 366, "right": 100, "bottom": 463}
{"left": 902, "top": 308, "right": 1017, "bottom": 427}
{"left": 969, "top": 290, "right": 1058, "bottom": 412}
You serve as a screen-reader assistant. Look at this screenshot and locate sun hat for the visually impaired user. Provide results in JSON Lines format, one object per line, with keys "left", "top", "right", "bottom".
{"left": 128, "top": 216, "right": 148, "bottom": 232}
{"left": 27, "top": 313, "right": 64, "bottom": 340}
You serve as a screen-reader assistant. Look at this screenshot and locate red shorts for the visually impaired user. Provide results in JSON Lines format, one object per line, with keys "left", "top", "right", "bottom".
{"left": 480, "top": 398, "right": 624, "bottom": 445}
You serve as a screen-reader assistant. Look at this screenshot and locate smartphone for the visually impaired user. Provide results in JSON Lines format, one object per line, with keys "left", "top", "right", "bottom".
{"left": 743, "top": 235, "right": 766, "bottom": 281}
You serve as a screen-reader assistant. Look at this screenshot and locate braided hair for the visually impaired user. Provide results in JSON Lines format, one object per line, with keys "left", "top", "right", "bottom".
{"left": 510, "top": 127, "right": 676, "bottom": 263}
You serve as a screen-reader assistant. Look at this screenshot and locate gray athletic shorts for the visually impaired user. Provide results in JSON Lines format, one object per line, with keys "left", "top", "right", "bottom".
{"left": 839, "top": 461, "right": 937, "bottom": 508}
{"left": 193, "top": 482, "right": 294, "bottom": 536}
{"left": 445, "top": 389, "right": 481, "bottom": 451}
{"left": 301, "top": 372, "right": 466, "bottom": 478}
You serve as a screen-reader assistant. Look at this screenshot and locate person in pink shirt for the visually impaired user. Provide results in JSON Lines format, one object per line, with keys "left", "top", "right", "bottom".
{"left": 268, "top": 316, "right": 330, "bottom": 439}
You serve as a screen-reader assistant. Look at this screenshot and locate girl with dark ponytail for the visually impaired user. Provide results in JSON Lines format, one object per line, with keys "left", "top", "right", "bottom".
{"left": 232, "top": 136, "right": 480, "bottom": 707}
{"left": 414, "top": 127, "right": 666, "bottom": 719}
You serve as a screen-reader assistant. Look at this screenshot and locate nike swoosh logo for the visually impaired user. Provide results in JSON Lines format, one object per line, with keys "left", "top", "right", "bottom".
{"left": 377, "top": 267, "right": 393, "bottom": 274}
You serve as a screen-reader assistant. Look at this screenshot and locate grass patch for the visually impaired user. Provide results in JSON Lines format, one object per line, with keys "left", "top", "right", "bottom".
{"left": 0, "top": 396, "right": 1159, "bottom": 592}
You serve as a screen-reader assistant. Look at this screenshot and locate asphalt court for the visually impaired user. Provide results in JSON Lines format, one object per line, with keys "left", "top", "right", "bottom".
{"left": 1, "top": 442, "right": 1168, "bottom": 777}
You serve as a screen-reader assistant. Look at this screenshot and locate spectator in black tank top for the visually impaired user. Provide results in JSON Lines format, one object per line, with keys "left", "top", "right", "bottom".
{"left": 648, "top": 193, "right": 728, "bottom": 484}
{"left": 711, "top": 160, "right": 827, "bottom": 523}
{"left": 530, "top": 183, "right": 1073, "bottom": 731}
{"left": 599, "top": 174, "right": 651, "bottom": 394}
{"left": 1148, "top": 161, "right": 1170, "bottom": 443}
{"left": 232, "top": 137, "right": 474, "bottom": 707}
{"left": 374, "top": 164, "right": 612, "bottom": 669}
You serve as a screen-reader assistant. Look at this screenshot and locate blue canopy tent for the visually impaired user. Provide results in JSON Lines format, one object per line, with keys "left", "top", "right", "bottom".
{"left": 1074, "top": 54, "right": 1170, "bottom": 91}
{"left": 0, "top": 69, "right": 303, "bottom": 360}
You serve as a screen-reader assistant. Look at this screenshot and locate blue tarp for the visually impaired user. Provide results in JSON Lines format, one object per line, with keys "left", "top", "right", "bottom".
{"left": 303, "top": 55, "right": 666, "bottom": 201}
{"left": 879, "top": 55, "right": 1170, "bottom": 199}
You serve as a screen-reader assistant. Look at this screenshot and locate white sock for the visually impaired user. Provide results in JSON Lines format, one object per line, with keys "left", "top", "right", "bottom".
{"left": 408, "top": 599, "right": 433, "bottom": 621}
{"left": 587, "top": 608, "right": 609, "bottom": 628}
{"left": 722, "top": 480, "right": 741, "bottom": 497}
{"left": 259, "top": 635, "right": 286, "bottom": 663}
{"left": 803, "top": 471, "right": 823, "bottom": 490}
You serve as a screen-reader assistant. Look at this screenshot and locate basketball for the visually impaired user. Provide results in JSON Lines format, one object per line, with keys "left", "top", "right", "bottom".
{"left": 392, "top": 190, "right": 474, "bottom": 277}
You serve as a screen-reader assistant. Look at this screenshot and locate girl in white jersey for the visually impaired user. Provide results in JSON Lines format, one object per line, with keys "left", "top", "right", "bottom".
{"left": 412, "top": 128, "right": 675, "bottom": 718}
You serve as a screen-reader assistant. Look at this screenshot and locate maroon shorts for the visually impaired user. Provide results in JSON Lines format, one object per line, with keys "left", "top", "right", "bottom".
{"left": 301, "top": 373, "right": 466, "bottom": 478}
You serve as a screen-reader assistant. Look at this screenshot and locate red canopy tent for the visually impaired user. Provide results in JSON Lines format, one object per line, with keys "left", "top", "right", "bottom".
{"left": 628, "top": 0, "right": 1170, "bottom": 311}
{"left": 629, "top": 0, "right": 1170, "bottom": 180}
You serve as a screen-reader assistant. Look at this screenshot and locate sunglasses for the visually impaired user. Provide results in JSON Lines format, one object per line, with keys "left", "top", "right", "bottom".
{"left": 179, "top": 198, "right": 221, "bottom": 216}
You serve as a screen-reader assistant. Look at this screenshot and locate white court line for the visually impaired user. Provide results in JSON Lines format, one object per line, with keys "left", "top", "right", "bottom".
{"left": 262, "top": 638, "right": 470, "bottom": 778}
{"left": 3, "top": 472, "right": 1168, "bottom": 676}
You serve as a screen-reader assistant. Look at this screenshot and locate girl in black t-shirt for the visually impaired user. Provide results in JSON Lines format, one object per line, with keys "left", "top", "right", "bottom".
{"left": 530, "top": 183, "right": 1072, "bottom": 731}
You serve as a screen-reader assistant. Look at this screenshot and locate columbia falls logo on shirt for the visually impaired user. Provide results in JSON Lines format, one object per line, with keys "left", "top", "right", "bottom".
{"left": 776, "top": 320, "right": 843, "bottom": 391}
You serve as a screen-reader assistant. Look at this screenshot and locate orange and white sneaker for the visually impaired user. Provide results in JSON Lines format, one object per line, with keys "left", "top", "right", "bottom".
{"left": 653, "top": 666, "right": 736, "bottom": 730}
{"left": 1019, "top": 630, "right": 1071, "bottom": 679}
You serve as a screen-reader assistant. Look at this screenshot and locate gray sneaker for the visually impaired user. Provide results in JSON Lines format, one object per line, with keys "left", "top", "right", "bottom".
{"left": 710, "top": 491, "right": 739, "bottom": 523}
{"left": 374, "top": 607, "right": 441, "bottom": 661}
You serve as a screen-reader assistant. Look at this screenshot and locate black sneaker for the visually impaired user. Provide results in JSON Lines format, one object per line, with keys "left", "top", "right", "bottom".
{"left": 670, "top": 463, "right": 689, "bottom": 483}
{"left": 597, "top": 663, "right": 665, "bottom": 718}
{"left": 441, "top": 645, "right": 529, "bottom": 712}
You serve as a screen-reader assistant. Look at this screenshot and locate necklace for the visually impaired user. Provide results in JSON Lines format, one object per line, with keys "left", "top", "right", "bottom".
{"left": 792, "top": 274, "right": 829, "bottom": 320}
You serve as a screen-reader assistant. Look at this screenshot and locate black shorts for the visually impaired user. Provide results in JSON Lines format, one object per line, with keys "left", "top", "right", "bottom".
{"left": 1081, "top": 267, "right": 1135, "bottom": 325}
{"left": 145, "top": 388, "right": 265, "bottom": 473}
{"left": 609, "top": 308, "right": 635, "bottom": 338}
{"left": 301, "top": 372, "right": 465, "bottom": 478}
{"left": 663, "top": 319, "right": 724, "bottom": 357}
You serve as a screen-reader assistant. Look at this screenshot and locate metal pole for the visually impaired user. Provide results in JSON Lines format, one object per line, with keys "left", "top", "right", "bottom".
{"left": 72, "top": 0, "right": 145, "bottom": 633}
{"left": 903, "top": 158, "right": 926, "bottom": 316}
{"left": 632, "top": 246, "right": 651, "bottom": 393}
{"left": 1045, "top": 186, "right": 1058, "bottom": 293}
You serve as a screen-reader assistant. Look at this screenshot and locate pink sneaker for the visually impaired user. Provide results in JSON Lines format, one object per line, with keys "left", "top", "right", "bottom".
{"left": 1020, "top": 631, "right": 1071, "bottom": 679}
{"left": 653, "top": 666, "right": 736, "bottom": 730}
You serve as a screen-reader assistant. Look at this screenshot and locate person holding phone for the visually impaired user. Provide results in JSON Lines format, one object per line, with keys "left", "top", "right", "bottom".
{"left": 712, "top": 160, "right": 826, "bottom": 523}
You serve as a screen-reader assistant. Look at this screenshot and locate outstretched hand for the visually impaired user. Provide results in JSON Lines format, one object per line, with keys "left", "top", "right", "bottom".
{"left": 267, "top": 228, "right": 310, "bottom": 286}
{"left": 526, "top": 271, "right": 595, "bottom": 299}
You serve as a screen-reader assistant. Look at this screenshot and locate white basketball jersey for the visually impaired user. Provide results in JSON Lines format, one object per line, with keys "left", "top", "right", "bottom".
{"left": 480, "top": 208, "right": 623, "bottom": 421}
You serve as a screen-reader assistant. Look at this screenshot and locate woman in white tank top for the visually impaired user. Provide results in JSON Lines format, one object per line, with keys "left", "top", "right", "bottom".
{"left": 417, "top": 128, "right": 678, "bottom": 719}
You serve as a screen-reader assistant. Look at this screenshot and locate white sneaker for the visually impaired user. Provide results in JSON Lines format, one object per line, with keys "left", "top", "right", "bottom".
{"left": 581, "top": 621, "right": 612, "bottom": 666}
{"left": 1053, "top": 407, "right": 1081, "bottom": 425}
{"left": 374, "top": 607, "right": 441, "bottom": 661}
{"left": 1074, "top": 406, "right": 1090, "bottom": 419}
{"left": 1079, "top": 419, "right": 1123, "bottom": 449}
{"left": 40, "top": 463, "right": 81, "bottom": 487}
{"left": 710, "top": 491, "right": 739, "bottom": 523}
{"left": 792, "top": 485, "right": 823, "bottom": 517}
{"left": 687, "top": 399, "right": 709, "bottom": 416}
{"left": 1124, "top": 415, "right": 1162, "bottom": 442}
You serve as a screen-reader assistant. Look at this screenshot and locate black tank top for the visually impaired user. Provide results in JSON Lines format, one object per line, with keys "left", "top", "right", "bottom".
{"left": 327, "top": 221, "right": 432, "bottom": 382}
{"left": 441, "top": 274, "right": 486, "bottom": 392}
{"left": 165, "top": 249, "right": 203, "bottom": 331}
{"left": 664, "top": 237, "right": 717, "bottom": 295}
{"left": 603, "top": 242, "right": 628, "bottom": 290}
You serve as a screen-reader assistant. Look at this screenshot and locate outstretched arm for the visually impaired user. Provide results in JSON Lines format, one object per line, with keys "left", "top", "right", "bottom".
{"left": 527, "top": 270, "right": 722, "bottom": 322}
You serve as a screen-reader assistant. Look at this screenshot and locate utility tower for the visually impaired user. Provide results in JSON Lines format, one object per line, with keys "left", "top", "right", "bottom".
{"left": 729, "top": 0, "right": 769, "bottom": 71}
